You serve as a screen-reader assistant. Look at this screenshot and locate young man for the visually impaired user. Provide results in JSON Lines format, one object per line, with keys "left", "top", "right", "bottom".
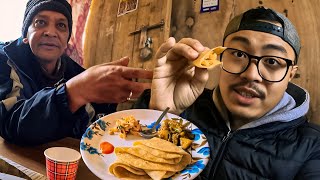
{"left": 0, "top": 0, "right": 152, "bottom": 145}
{"left": 134, "top": 7, "right": 320, "bottom": 179}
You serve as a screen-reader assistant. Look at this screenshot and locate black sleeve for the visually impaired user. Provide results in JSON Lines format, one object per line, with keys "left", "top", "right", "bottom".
{"left": 132, "top": 89, "right": 151, "bottom": 109}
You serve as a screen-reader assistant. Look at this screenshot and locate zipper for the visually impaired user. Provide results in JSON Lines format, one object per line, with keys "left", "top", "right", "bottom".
{"left": 222, "top": 130, "right": 232, "bottom": 142}
{"left": 208, "top": 129, "right": 233, "bottom": 179}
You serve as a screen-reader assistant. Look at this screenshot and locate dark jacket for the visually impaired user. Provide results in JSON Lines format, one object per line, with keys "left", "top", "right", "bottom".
{"left": 0, "top": 38, "right": 116, "bottom": 145}
{"left": 134, "top": 83, "right": 320, "bottom": 180}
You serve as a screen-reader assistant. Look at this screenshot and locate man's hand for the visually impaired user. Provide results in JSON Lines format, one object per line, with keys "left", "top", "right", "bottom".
{"left": 150, "top": 37, "right": 209, "bottom": 115}
{"left": 66, "top": 57, "right": 153, "bottom": 112}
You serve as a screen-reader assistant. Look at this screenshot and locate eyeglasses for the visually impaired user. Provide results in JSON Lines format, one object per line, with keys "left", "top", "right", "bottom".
{"left": 220, "top": 48, "right": 294, "bottom": 82}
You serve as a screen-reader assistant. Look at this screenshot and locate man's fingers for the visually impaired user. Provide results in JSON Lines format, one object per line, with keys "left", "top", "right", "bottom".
{"left": 166, "top": 38, "right": 206, "bottom": 62}
{"left": 167, "top": 43, "right": 199, "bottom": 62}
{"left": 191, "top": 68, "right": 209, "bottom": 89}
{"left": 121, "top": 68, "right": 153, "bottom": 79}
{"left": 179, "top": 38, "right": 205, "bottom": 52}
{"left": 104, "top": 56, "right": 130, "bottom": 66}
{"left": 155, "top": 37, "right": 176, "bottom": 59}
{"left": 127, "top": 81, "right": 152, "bottom": 99}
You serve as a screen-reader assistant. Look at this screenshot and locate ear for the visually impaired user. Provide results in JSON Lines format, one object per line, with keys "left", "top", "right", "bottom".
{"left": 22, "top": 38, "right": 29, "bottom": 44}
{"left": 288, "top": 65, "right": 298, "bottom": 81}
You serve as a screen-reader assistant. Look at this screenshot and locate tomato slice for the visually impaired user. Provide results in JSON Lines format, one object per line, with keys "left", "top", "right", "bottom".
{"left": 100, "top": 141, "right": 115, "bottom": 154}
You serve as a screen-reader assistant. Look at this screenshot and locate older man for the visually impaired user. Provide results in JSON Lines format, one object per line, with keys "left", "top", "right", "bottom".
{"left": 0, "top": 0, "right": 152, "bottom": 145}
{"left": 135, "top": 7, "right": 320, "bottom": 179}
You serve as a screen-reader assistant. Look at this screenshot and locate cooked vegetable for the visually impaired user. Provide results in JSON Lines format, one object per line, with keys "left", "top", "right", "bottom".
{"left": 157, "top": 118, "right": 194, "bottom": 149}
{"left": 180, "top": 137, "right": 193, "bottom": 150}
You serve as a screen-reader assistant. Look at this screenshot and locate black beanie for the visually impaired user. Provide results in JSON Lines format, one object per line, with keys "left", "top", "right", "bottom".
{"left": 22, "top": 0, "right": 72, "bottom": 41}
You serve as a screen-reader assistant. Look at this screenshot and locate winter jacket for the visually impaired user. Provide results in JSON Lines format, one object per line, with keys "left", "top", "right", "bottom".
{"left": 0, "top": 38, "right": 116, "bottom": 145}
{"left": 133, "top": 83, "right": 320, "bottom": 180}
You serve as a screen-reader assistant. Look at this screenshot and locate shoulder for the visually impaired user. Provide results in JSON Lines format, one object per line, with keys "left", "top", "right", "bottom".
{"left": 0, "top": 46, "right": 9, "bottom": 68}
{"left": 295, "top": 122, "right": 320, "bottom": 160}
{"left": 0, "top": 52, "right": 12, "bottom": 85}
{"left": 289, "top": 120, "right": 320, "bottom": 151}
{"left": 298, "top": 121, "right": 320, "bottom": 138}
{"left": 0, "top": 41, "right": 8, "bottom": 50}
{"left": 0, "top": 41, "right": 7, "bottom": 57}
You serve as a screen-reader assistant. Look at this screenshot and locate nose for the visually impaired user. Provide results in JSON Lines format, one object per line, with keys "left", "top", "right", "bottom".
{"left": 239, "top": 60, "right": 263, "bottom": 82}
{"left": 43, "top": 24, "right": 58, "bottom": 38}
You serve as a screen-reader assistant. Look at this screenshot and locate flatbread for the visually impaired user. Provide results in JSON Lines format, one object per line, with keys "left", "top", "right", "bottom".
{"left": 144, "top": 170, "right": 176, "bottom": 180}
{"left": 115, "top": 146, "right": 183, "bottom": 164}
{"left": 109, "top": 138, "right": 192, "bottom": 179}
{"left": 134, "top": 144, "right": 183, "bottom": 159}
{"left": 109, "top": 162, "right": 151, "bottom": 179}
{"left": 133, "top": 137, "right": 189, "bottom": 155}
{"left": 115, "top": 150, "right": 190, "bottom": 172}
{"left": 144, "top": 170, "right": 166, "bottom": 180}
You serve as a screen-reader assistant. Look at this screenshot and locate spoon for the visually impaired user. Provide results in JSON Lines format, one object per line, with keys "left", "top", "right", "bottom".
{"left": 139, "top": 107, "right": 170, "bottom": 139}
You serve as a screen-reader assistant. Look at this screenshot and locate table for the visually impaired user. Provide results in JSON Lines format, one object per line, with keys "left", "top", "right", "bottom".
{"left": 0, "top": 137, "right": 99, "bottom": 180}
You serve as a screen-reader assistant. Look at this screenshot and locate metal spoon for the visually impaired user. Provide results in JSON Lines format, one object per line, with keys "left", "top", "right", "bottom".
{"left": 139, "top": 107, "right": 170, "bottom": 139}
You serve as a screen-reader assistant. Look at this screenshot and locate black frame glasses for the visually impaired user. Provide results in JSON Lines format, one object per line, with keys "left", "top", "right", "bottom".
{"left": 220, "top": 48, "right": 294, "bottom": 82}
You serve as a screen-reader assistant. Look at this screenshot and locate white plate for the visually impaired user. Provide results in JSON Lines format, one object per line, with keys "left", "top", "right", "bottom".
{"left": 80, "top": 109, "right": 210, "bottom": 180}
{"left": 0, "top": 173, "right": 27, "bottom": 180}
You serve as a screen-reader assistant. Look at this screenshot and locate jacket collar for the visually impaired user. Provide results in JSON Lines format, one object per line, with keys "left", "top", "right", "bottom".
{"left": 3, "top": 38, "right": 40, "bottom": 80}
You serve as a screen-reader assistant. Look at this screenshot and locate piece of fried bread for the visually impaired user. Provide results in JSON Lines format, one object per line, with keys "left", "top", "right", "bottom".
{"left": 192, "top": 46, "right": 227, "bottom": 69}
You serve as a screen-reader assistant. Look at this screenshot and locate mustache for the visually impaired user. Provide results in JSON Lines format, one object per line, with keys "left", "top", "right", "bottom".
{"left": 231, "top": 81, "right": 266, "bottom": 99}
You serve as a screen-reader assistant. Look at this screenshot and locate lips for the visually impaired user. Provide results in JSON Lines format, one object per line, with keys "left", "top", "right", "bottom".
{"left": 235, "top": 87, "right": 261, "bottom": 99}
{"left": 40, "top": 42, "right": 59, "bottom": 47}
{"left": 231, "top": 85, "right": 265, "bottom": 106}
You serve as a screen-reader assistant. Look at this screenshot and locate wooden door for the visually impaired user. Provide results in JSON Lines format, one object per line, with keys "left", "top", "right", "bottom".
{"left": 171, "top": 0, "right": 320, "bottom": 124}
{"left": 83, "top": 0, "right": 172, "bottom": 110}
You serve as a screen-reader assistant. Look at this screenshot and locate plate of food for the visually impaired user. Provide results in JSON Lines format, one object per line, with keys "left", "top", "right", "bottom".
{"left": 80, "top": 109, "right": 210, "bottom": 180}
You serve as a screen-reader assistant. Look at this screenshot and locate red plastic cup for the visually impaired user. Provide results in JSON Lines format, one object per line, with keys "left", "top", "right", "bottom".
{"left": 44, "top": 147, "right": 81, "bottom": 180}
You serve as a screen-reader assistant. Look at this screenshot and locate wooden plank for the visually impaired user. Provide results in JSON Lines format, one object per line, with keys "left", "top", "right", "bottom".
{"left": 171, "top": 0, "right": 194, "bottom": 41}
{"left": 112, "top": 7, "right": 138, "bottom": 62}
{"left": 83, "top": 0, "right": 105, "bottom": 68}
{"left": 118, "top": 0, "right": 172, "bottom": 111}
{"left": 130, "top": 0, "right": 171, "bottom": 74}
{"left": 94, "top": 1, "right": 119, "bottom": 64}
{"left": 286, "top": 0, "right": 320, "bottom": 123}
{"left": 131, "top": 0, "right": 152, "bottom": 71}
{"left": 142, "top": 0, "right": 166, "bottom": 71}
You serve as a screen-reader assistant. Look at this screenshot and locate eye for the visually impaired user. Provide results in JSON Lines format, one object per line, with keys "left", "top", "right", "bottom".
{"left": 263, "top": 57, "right": 281, "bottom": 65}
{"left": 34, "top": 19, "right": 46, "bottom": 27}
{"left": 232, "top": 50, "right": 247, "bottom": 59}
{"left": 57, "top": 22, "right": 67, "bottom": 30}
{"left": 261, "top": 57, "right": 288, "bottom": 70}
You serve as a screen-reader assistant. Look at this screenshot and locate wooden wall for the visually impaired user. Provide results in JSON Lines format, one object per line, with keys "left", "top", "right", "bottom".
{"left": 84, "top": 0, "right": 171, "bottom": 69}
{"left": 171, "top": 0, "right": 320, "bottom": 123}
{"left": 83, "top": 0, "right": 172, "bottom": 110}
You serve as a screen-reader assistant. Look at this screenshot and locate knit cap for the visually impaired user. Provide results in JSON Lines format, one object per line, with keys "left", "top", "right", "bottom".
{"left": 22, "top": 0, "right": 72, "bottom": 41}
{"left": 223, "top": 6, "right": 301, "bottom": 62}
